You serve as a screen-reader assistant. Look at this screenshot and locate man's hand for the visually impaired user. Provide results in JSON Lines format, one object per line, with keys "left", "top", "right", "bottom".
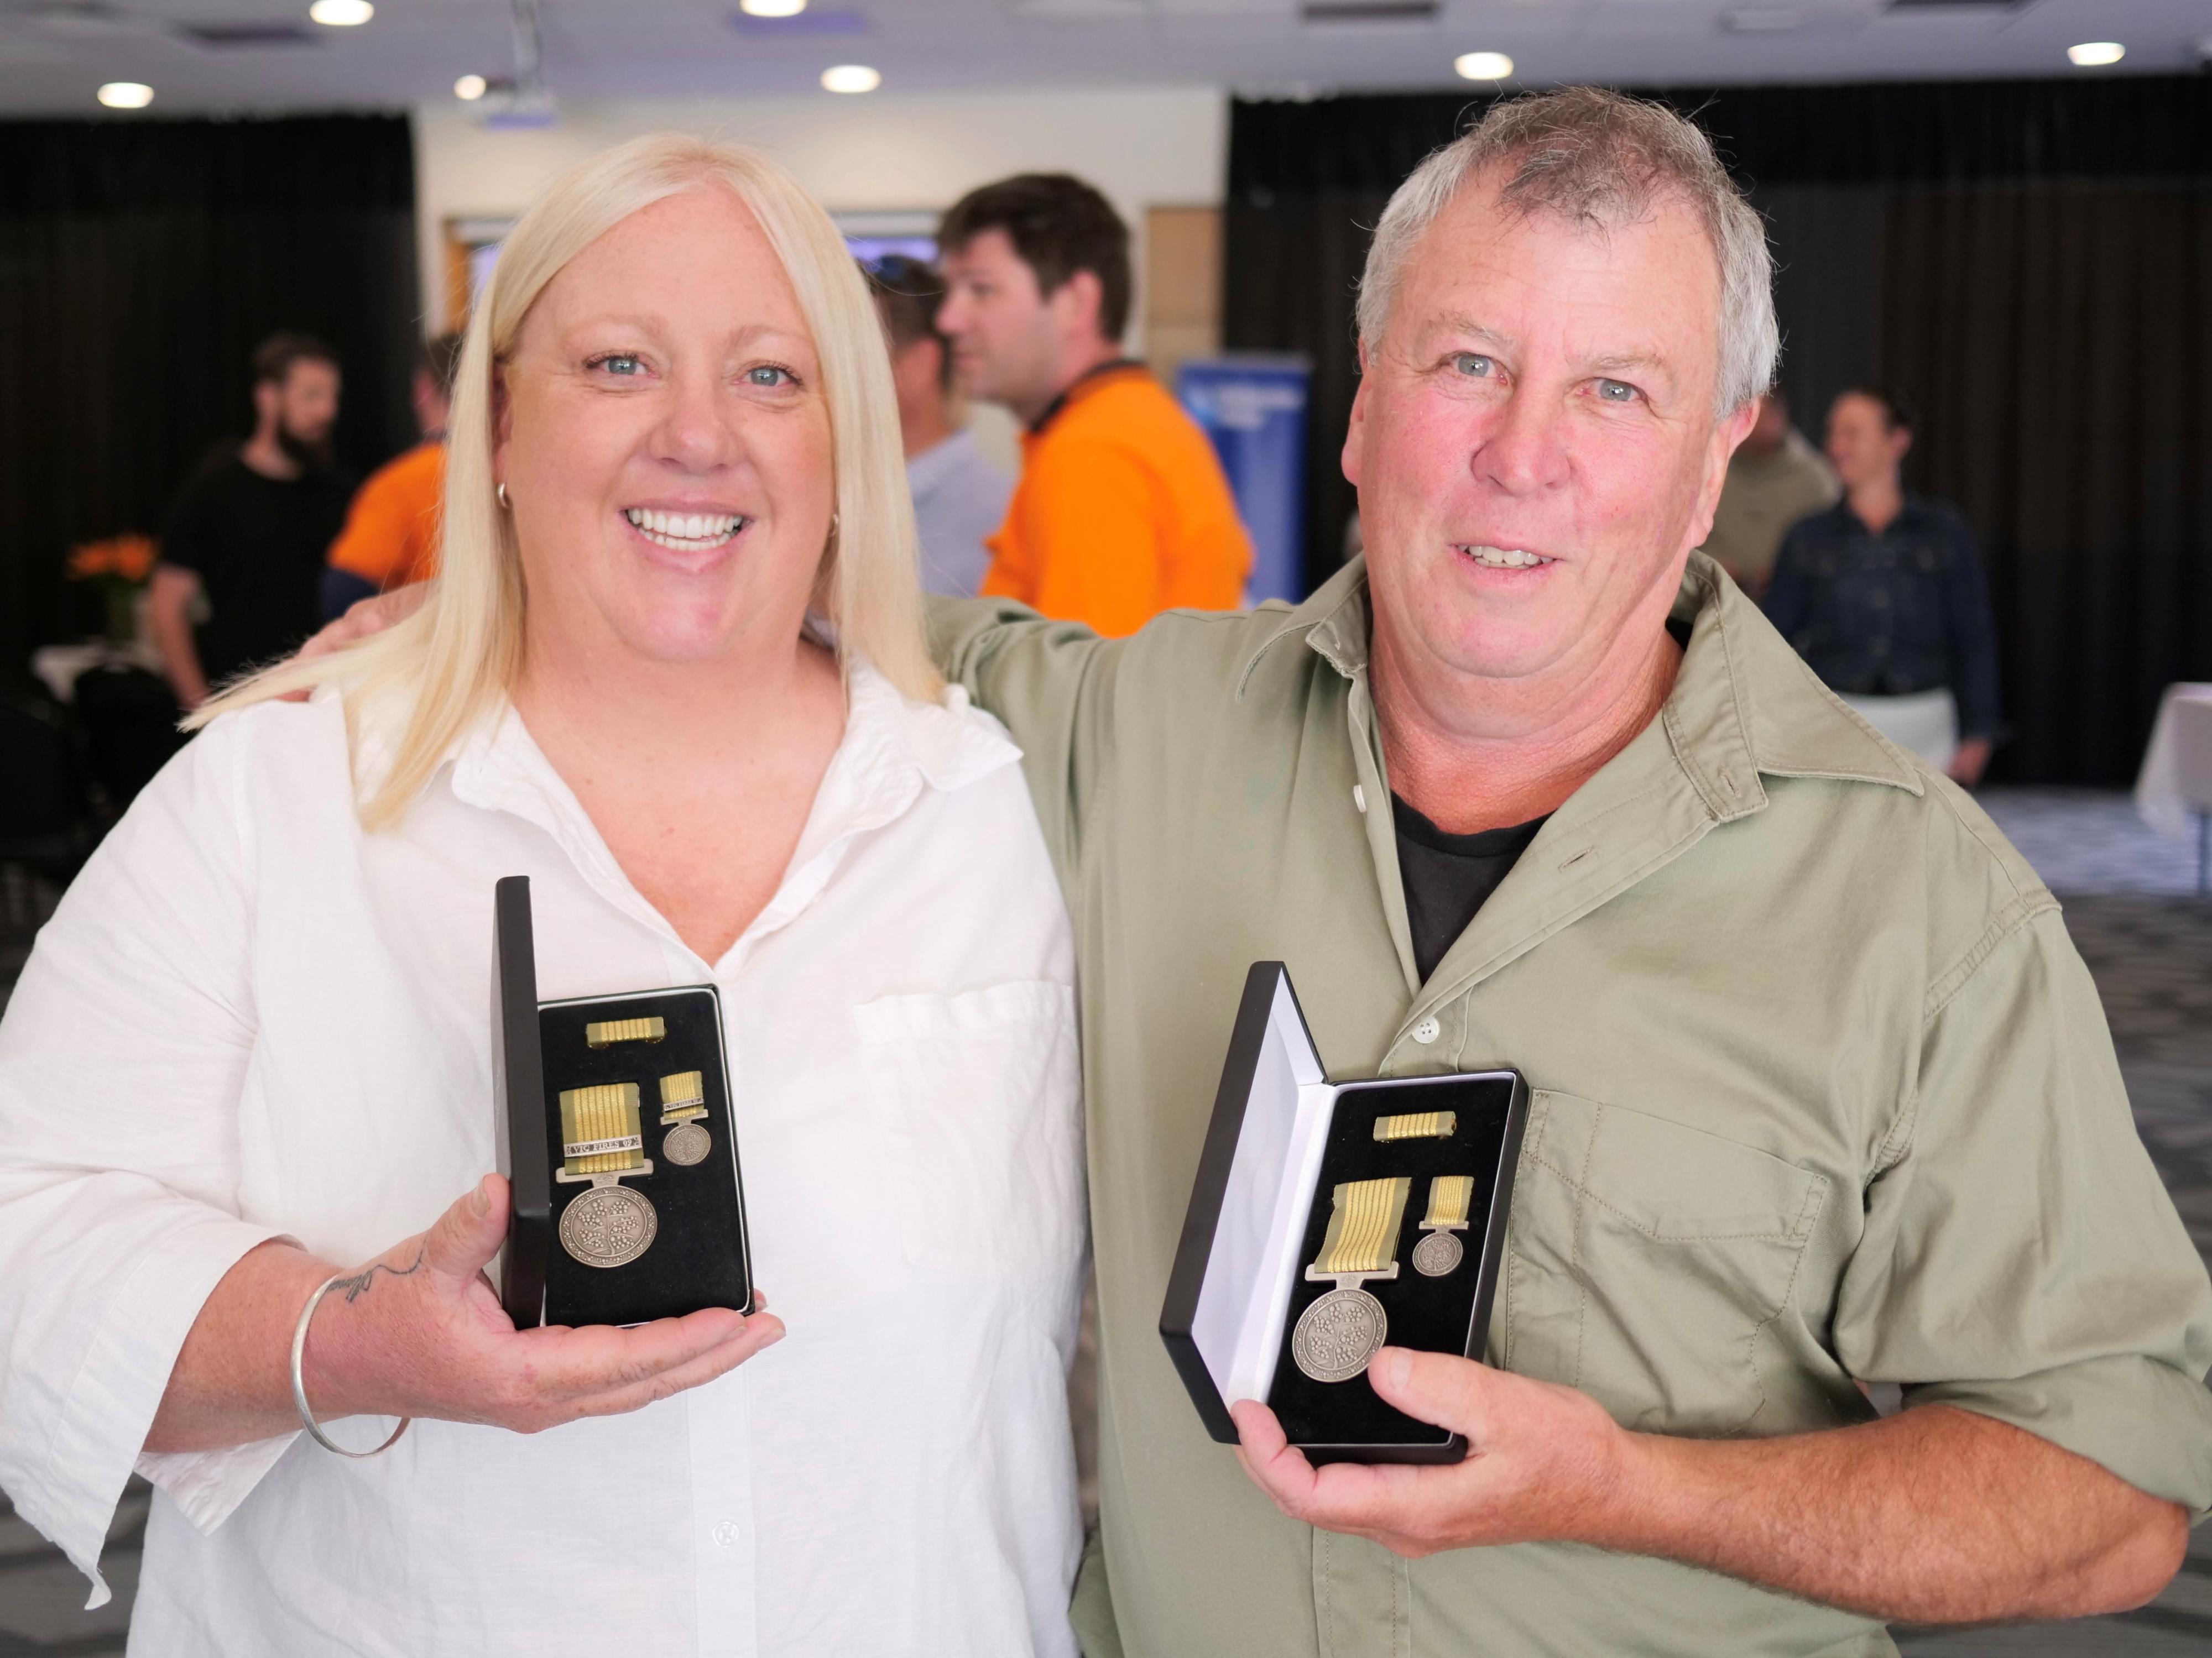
{"left": 298, "top": 580, "right": 432, "bottom": 664}
{"left": 1947, "top": 736, "right": 1992, "bottom": 787}
{"left": 309, "top": 1174, "right": 780, "bottom": 1433}
{"left": 1233, "top": 1347, "right": 1627, "bottom": 1557}
{"left": 1232, "top": 1346, "right": 2187, "bottom": 1624}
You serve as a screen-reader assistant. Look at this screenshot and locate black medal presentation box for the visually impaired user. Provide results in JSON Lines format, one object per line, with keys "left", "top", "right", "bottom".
{"left": 1161, "top": 963, "right": 1528, "bottom": 1463}
{"left": 493, "top": 875, "right": 753, "bottom": 1329}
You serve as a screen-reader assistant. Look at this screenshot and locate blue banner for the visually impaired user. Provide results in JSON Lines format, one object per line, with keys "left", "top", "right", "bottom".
{"left": 1177, "top": 356, "right": 1311, "bottom": 605}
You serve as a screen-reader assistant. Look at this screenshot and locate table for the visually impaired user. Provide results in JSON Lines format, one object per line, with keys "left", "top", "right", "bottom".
{"left": 2136, "top": 682, "right": 2212, "bottom": 892}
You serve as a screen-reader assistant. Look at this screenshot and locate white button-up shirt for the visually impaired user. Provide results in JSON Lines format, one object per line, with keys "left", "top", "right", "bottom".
{"left": 0, "top": 666, "right": 1086, "bottom": 1657}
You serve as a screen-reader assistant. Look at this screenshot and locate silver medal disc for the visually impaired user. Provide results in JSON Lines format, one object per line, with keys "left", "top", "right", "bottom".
{"left": 1412, "top": 1230, "right": 1464, "bottom": 1277}
{"left": 557, "top": 1184, "right": 659, "bottom": 1269}
{"left": 1291, "top": 1286, "right": 1388, "bottom": 1383}
{"left": 662, "top": 1122, "right": 712, "bottom": 1167}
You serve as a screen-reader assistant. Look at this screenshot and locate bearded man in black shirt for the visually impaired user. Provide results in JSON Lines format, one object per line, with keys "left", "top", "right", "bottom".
{"left": 149, "top": 333, "right": 354, "bottom": 708}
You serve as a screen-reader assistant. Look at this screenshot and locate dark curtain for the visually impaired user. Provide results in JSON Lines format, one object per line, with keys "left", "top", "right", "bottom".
{"left": 1224, "top": 76, "right": 2212, "bottom": 783}
{"left": 0, "top": 115, "right": 421, "bottom": 681}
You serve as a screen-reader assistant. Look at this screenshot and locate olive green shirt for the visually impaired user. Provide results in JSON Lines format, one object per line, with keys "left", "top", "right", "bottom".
{"left": 931, "top": 553, "right": 2212, "bottom": 1658}
{"left": 1703, "top": 426, "right": 1840, "bottom": 592}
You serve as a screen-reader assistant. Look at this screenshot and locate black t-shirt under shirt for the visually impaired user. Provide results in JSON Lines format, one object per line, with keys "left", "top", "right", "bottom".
{"left": 160, "top": 454, "right": 354, "bottom": 687}
{"left": 1392, "top": 795, "right": 1550, "bottom": 984}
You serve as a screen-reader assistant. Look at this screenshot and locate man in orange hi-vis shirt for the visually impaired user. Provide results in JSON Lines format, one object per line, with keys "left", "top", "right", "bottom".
{"left": 938, "top": 175, "right": 1250, "bottom": 638}
{"left": 321, "top": 334, "right": 460, "bottom": 619}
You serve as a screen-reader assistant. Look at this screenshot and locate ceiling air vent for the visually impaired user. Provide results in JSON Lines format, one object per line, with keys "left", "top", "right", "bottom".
{"left": 177, "top": 20, "right": 319, "bottom": 46}
{"left": 1301, "top": 0, "right": 1438, "bottom": 22}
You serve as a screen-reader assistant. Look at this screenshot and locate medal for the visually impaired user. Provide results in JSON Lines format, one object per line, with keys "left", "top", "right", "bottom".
{"left": 1412, "top": 1174, "right": 1475, "bottom": 1277}
{"left": 1372, "top": 1110, "right": 1457, "bottom": 1142}
{"left": 1291, "top": 1176, "right": 1410, "bottom": 1383}
{"left": 554, "top": 1082, "right": 659, "bottom": 1267}
{"left": 558, "top": 1183, "right": 659, "bottom": 1268}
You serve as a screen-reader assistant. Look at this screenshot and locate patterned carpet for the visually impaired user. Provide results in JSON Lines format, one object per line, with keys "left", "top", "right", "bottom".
{"left": 3, "top": 789, "right": 2210, "bottom": 1654}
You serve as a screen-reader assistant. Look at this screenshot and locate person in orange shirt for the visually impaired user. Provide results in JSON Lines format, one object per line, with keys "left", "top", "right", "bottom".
{"left": 321, "top": 333, "right": 461, "bottom": 618}
{"left": 937, "top": 175, "right": 1250, "bottom": 638}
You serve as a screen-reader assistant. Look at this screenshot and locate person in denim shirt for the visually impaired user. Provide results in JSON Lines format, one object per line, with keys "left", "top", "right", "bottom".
{"left": 1764, "top": 388, "right": 2001, "bottom": 784}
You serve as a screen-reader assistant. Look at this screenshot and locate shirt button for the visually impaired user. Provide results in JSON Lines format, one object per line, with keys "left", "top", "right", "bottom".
{"left": 712, "top": 1520, "right": 742, "bottom": 1549}
{"left": 1412, "top": 1017, "right": 1441, "bottom": 1045}
{"left": 1353, "top": 784, "right": 1368, "bottom": 814}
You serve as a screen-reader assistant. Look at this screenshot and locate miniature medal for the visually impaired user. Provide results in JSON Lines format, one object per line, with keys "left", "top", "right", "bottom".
{"left": 655, "top": 1071, "right": 712, "bottom": 1165}
{"left": 1291, "top": 1176, "right": 1411, "bottom": 1383}
{"left": 1412, "top": 1174, "right": 1475, "bottom": 1277}
{"left": 663, "top": 1123, "right": 712, "bottom": 1166}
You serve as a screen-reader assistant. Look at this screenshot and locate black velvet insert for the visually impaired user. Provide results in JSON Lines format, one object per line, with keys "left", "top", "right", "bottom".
{"left": 538, "top": 988, "right": 753, "bottom": 1328}
{"left": 1268, "top": 1075, "right": 1516, "bottom": 1457}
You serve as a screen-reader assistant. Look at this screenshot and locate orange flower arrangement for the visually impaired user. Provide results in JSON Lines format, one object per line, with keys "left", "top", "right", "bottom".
{"left": 66, "top": 532, "right": 158, "bottom": 644}
{"left": 66, "top": 533, "right": 157, "bottom": 585}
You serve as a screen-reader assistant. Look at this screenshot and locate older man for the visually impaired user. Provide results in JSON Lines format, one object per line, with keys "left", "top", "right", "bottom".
{"left": 931, "top": 90, "right": 2212, "bottom": 1653}
{"left": 304, "top": 89, "right": 2211, "bottom": 1654}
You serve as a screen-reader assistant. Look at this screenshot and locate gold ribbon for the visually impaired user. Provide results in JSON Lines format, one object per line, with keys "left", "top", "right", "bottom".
{"left": 1373, "top": 1110, "right": 1457, "bottom": 1142}
{"left": 659, "top": 1070, "right": 707, "bottom": 1124}
{"left": 560, "top": 1082, "right": 645, "bottom": 1176}
{"left": 1311, "top": 1177, "right": 1411, "bottom": 1277}
{"left": 1422, "top": 1174, "right": 1475, "bottom": 1231}
{"left": 585, "top": 1016, "right": 666, "bottom": 1049}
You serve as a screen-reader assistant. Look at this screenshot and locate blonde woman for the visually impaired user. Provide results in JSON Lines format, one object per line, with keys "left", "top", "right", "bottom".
{"left": 0, "top": 137, "right": 1084, "bottom": 1656}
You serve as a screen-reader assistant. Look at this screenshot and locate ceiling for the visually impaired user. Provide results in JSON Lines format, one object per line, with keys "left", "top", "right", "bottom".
{"left": 0, "top": 0, "right": 2203, "bottom": 117}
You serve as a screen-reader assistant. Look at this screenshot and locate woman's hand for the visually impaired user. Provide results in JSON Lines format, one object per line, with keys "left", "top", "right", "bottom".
{"left": 147, "top": 1174, "right": 780, "bottom": 1454}
{"left": 309, "top": 1174, "right": 780, "bottom": 1433}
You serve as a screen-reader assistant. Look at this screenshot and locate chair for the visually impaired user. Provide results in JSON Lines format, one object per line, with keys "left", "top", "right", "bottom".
{"left": 0, "top": 687, "right": 94, "bottom": 928}
{"left": 70, "top": 662, "right": 185, "bottom": 815}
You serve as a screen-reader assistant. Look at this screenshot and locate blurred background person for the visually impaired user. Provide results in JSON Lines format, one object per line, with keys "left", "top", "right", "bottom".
{"left": 322, "top": 332, "right": 462, "bottom": 618}
{"left": 1702, "top": 389, "right": 1836, "bottom": 599}
{"left": 868, "top": 255, "right": 1010, "bottom": 598}
{"left": 937, "top": 173, "right": 1249, "bottom": 636}
{"left": 1765, "top": 387, "right": 2001, "bottom": 785}
{"left": 148, "top": 333, "right": 352, "bottom": 709}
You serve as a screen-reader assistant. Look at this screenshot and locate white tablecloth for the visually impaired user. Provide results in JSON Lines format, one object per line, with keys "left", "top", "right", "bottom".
{"left": 28, "top": 640, "right": 163, "bottom": 705}
{"left": 2135, "top": 682, "right": 2212, "bottom": 844}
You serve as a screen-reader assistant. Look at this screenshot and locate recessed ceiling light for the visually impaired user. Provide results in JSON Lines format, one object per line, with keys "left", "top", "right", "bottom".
{"left": 2066, "top": 40, "right": 2123, "bottom": 66}
{"left": 1454, "top": 50, "right": 1512, "bottom": 80}
{"left": 820, "top": 62, "right": 880, "bottom": 92}
{"left": 97, "top": 81, "right": 153, "bottom": 108}
{"left": 309, "top": 0, "right": 374, "bottom": 25}
{"left": 454, "top": 73, "right": 487, "bottom": 100}
{"left": 742, "top": 0, "right": 808, "bottom": 14}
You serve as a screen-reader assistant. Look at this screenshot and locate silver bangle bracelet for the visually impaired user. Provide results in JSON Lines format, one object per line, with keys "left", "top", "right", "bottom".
{"left": 289, "top": 1273, "right": 412, "bottom": 1459}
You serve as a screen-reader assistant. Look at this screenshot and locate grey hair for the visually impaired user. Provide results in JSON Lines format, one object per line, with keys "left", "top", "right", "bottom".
{"left": 1356, "top": 87, "right": 1780, "bottom": 417}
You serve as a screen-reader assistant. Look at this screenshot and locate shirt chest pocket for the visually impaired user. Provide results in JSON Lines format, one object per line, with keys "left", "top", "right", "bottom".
{"left": 1501, "top": 1090, "right": 1828, "bottom": 1436}
{"left": 852, "top": 981, "right": 1083, "bottom": 1275}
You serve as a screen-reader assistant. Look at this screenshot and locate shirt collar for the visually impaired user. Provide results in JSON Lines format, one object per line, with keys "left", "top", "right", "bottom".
{"left": 425, "top": 661, "right": 1021, "bottom": 965}
{"left": 1026, "top": 358, "right": 1149, "bottom": 436}
{"left": 1238, "top": 551, "right": 1922, "bottom": 810}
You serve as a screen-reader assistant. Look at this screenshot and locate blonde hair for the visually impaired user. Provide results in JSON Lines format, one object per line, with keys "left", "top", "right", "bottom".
{"left": 196, "top": 132, "right": 940, "bottom": 827}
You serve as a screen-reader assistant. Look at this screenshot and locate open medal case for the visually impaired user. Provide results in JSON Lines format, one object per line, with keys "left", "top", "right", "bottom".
{"left": 493, "top": 876, "right": 754, "bottom": 1330}
{"left": 1161, "top": 963, "right": 1528, "bottom": 1463}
